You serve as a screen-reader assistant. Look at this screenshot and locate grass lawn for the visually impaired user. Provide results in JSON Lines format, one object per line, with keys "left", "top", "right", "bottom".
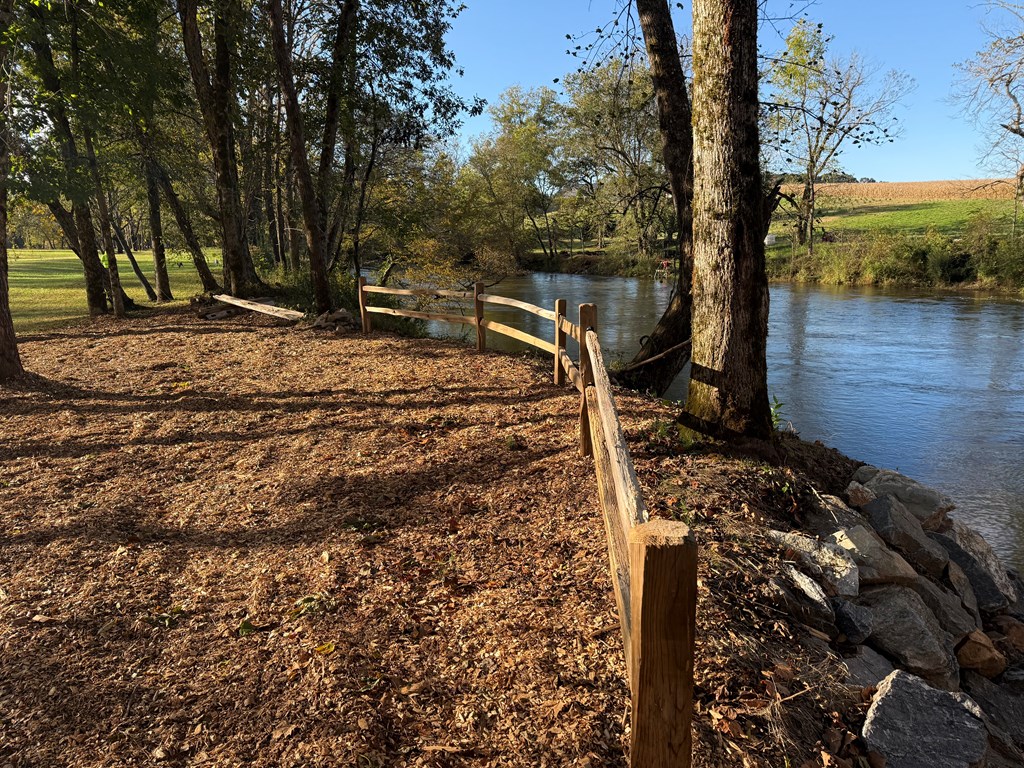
{"left": 816, "top": 198, "right": 1017, "bottom": 236}
{"left": 8, "top": 249, "right": 216, "bottom": 333}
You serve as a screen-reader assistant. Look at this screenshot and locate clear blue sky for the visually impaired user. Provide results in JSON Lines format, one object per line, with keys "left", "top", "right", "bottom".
{"left": 446, "top": 1, "right": 1002, "bottom": 182}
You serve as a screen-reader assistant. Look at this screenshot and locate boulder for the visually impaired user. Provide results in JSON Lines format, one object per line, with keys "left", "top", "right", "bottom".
{"left": 806, "top": 494, "right": 870, "bottom": 540}
{"left": 846, "top": 480, "right": 877, "bottom": 508}
{"left": 930, "top": 532, "right": 1010, "bottom": 616}
{"left": 844, "top": 645, "right": 895, "bottom": 688}
{"left": 991, "top": 615, "right": 1024, "bottom": 655}
{"left": 908, "top": 575, "right": 978, "bottom": 643}
{"left": 767, "top": 529, "right": 859, "bottom": 597}
{"left": 951, "top": 521, "right": 1018, "bottom": 605}
{"left": 781, "top": 564, "right": 836, "bottom": 632}
{"left": 863, "top": 496, "right": 949, "bottom": 578}
{"left": 833, "top": 598, "right": 873, "bottom": 644}
{"left": 859, "top": 585, "right": 959, "bottom": 691}
{"left": 963, "top": 670, "right": 1024, "bottom": 750}
{"left": 767, "top": 576, "right": 834, "bottom": 635}
{"left": 946, "top": 561, "right": 984, "bottom": 627}
{"left": 1004, "top": 665, "right": 1024, "bottom": 693}
{"left": 863, "top": 469, "right": 955, "bottom": 531}
{"left": 830, "top": 526, "right": 918, "bottom": 586}
{"left": 854, "top": 465, "right": 881, "bottom": 484}
{"left": 862, "top": 670, "right": 988, "bottom": 768}
{"left": 957, "top": 629, "right": 1008, "bottom": 679}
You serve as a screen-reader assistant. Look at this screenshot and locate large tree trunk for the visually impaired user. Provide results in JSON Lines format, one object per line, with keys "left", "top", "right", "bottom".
{"left": 145, "top": 161, "right": 173, "bottom": 300}
{"left": 683, "top": 0, "right": 771, "bottom": 440}
{"left": 0, "top": 0, "right": 23, "bottom": 381}
{"left": 268, "top": 0, "right": 332, "bottom": 313}
{"left": 84, "top": 130, "right": 126, "bottom": 318}
{"left": 615, "top": 0, "right": 695, "bottom": 395}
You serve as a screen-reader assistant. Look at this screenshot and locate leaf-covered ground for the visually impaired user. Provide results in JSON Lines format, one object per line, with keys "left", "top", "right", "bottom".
{"left": 1, "top": 309, "right": 860, "bottom": 767}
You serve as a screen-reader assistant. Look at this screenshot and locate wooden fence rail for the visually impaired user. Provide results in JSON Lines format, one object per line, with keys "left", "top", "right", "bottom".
{"left": 357, "top": 278, "right": 696, "bottom": 768}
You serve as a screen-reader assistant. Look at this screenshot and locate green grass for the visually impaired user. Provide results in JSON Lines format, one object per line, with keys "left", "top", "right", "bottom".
{"left": 8, "top": 249, "right": 214, "bottom": 332}
{"left": 815, "top": 199, "right": 1017, "bottom": 236}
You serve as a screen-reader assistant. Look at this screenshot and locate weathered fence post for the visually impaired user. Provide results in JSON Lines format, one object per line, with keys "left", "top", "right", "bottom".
{"left": 629, "top": 519, "right": 697, "bottom": 768}
{"left": 357, "top": 276, "right": 371, "bottom": 333}
{"left": 474, "top": 281, "right": 486, "bottom": 352}
{"left": 554, "top": 298, "right": 566, "bottom": 385}
{"left": 578, "top": 303, "right": 597, "bottom": 457}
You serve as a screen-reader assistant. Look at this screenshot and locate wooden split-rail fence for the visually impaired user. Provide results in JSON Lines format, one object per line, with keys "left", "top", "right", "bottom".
{"left": 358, "top": 278, "right": 697, "bottom": 768}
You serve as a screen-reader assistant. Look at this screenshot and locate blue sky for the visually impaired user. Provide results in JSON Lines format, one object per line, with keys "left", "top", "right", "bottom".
{"left": 446, "top": 1, "right": 1003, "bottom": 182}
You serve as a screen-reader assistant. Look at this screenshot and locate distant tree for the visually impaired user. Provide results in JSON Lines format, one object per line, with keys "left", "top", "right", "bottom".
{"left": 1, "top": 0, "right": 24, "bottom": 381}
{"left": 765, "top": 20, "right": 912, "bottom": 256}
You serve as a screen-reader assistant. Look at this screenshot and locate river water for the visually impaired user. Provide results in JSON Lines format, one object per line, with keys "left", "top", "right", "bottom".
{"left": 427, "top": 273, "right": 1024, "bottom": 571}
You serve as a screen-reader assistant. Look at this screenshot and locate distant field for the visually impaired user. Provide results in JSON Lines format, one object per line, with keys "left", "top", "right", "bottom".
{"left": 7, "top": 249, "right": 212, "bottom": 333}
{"left": 807, "top": 178, "right": 1016, "bottom": 202}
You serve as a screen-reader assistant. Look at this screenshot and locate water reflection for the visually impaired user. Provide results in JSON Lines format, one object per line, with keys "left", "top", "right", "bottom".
{"left": 428, "top": 275, "right": 1024, "bottom": 569}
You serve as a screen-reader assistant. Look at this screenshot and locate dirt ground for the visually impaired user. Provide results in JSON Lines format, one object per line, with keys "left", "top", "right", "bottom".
{"left": 1, "top": 309, "right": 861, "bottom": 768}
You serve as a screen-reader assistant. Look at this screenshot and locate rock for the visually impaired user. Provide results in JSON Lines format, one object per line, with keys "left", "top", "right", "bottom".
{"left": 859, "top": 585, "right": 959, "bottom": 690}
{"left": 833, "top": 598, "right": 873, "bottom": 644}
{"left": 863, "top": 496, "right": 949, "bottom": 578}
{"left": 930, "top": 532, "right": 1010, "bottom": 616}
{"left": 854, "top": 465, "right": 881, "bottom": 484}
{"left": 991, "top": 615, "right": 1024, "bottom": 655}
{"left": 844, "top": 645, "right": 895, "bottom": 688}
{"left": 957, "top": 630, "right": 1008, "bottom": 679}
{"left": 830, "top": 526, "right": 918, "bottom": 586}
{"left": 1007, "top": 569, "right": 1024, "bottom": 621}
{"left": 862, "top": 670, "right": 988, "bottom": 768}
{"left": 780, "top": 564, "right": 836, "bottom": 632}
{"left": 908, "top": 575, "right": 978, "bottom": 643}
{"left": 963, "top": 670, "right": 1024, "bottom": 749}
{"left": 863, "top": 469, "right": 955, "bottom": 531}
{"left": 1004, "top": 665, "right": 1024, "bottom": 693}
{"left": 846, "top": 480, "right": 877, "bottom": 508}
{"left": 947, "top": 561, "right": 984, "bottom": 627}
{"left": 767, "top": 529, "right": 859, "bottom": 597}
{"left": 951, "top": 521, "right": 1018, "bottom": 605}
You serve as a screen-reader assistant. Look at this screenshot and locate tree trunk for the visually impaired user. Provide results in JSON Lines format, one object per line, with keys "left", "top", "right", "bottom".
{"left": 84, "top": 130, "right": 126, "bottom": 318}
{"left": 268, "top": 0, "right": 332, "bottom": 313}
{"left": 0, "top": 0, "right": 23, "bottom": 381}
{"left": 112, "top": 216, "right": 159, "bottom": 301}
{"left": 263, "top": 89, "right": 282, "bottom": 267}
{"left": 683, "top": 0, "right": 771, "bottom": 440}
{"left": 617, "top": 0, "right": 695, "bottom": 395}
{"left": 144, "top": 161, "right": 173, "bottom": 300}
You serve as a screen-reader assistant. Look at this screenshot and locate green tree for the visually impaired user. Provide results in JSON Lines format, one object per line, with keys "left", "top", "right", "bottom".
{"left": 0, "top": 0, "right": 23, "bottom": 380}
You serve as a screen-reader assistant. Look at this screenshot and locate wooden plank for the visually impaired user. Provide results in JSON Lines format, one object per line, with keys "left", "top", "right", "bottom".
{"left": 357, "top": 277, "right": 370, "bottom": 332}
{"left": 629, "top": 519, "right": 697, "bottom": 768}
{"left": 586, "top": 329, "right": 647, "bottom": 528}
{"left": 559, "top": 315, "right": 581, "bottom": 342}
{"left": 554, "top": 298, "right": 567, "bottom": 386}
{"left": 362, "top": 285, "right": 473, "bottom": 299}
{"left": 559, "top": 349, "right": 583, "bottom": 394}
{"left": 587, "top": 385, "right": 633, "bottom": 685}
{"left": 474, "top": 282, "right": 486, "bottom": 352}
{"left": 480, "top": 320, "right": 557, "bottom": 353}
{"left": 578, "top": 304, "right": 597, "bottom": 458}
{"left": 479, "top": 293, "right": 557, "bottom": 321}
{"left": 211, "top": 294, "right": 305, "bottom": 321}
{"left": 365, "top": 306, "right": 475, "bottom": 325}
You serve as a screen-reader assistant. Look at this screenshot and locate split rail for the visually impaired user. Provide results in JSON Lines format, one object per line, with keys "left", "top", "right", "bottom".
{"left": 358, "top": 277, "right": 697, "bottom": 768}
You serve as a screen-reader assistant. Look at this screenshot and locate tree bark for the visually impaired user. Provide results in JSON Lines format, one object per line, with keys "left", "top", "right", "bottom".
{"left": 683, "top": 0, "right": 771, "bottom": 440}
{"left": 617, "top": 0, "right": 695, "bottom": 395}
{"left": 112, "top": 216, "right": 158, "bottom": 301}
{"left": 144, "top": 161, "right": 173, "bottom": 300}
{"left": 0, "top": 0, "right": 23, "bottom": 381}
{"left": 84, "top": 130, "right": 126, "bottom": 318}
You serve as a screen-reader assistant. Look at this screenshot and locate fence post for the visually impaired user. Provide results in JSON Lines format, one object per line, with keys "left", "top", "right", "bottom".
{"left": 578, "top": 303, "right": 597, "bottom": 457}
{"left": 357, "top": 276, "right": 371, "bottom": 333}
{"left": 474, "top": 282, "right": 486, "bottom": 352}
{"left": 629, "top": 519, "right": 697, "bottom": 768}
{"left": 554, "top": 298, "right": 566, "bottom": 386}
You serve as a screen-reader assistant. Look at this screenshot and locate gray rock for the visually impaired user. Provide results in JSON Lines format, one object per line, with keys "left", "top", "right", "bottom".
{"left": 908, "top": 575, "right": 978, "bottom": 643}
{"left": 844, "top": 645, "right": 895, "bottom": 688}
{"left": 863, "top": 469, "right": 955, "bottom": 531}
{"left": 863, "top": 495, "right": 950, "bottom": 578}
{"left": 963, "top": 670, "right": 1024, "bottom": 749}
{"left": 833, "top": 598, "right": 873, "bottom": 644}
{"left": 846, "top": 480, "right": 877, "bottom": 508}
{"left": 830, "top": 526, "right": 918, "bottom": 586}
{"left": 951, "top": 521, "right": 1018, "bottom": 605}
{"left": 1004, "top": 665, "right": 1024, "bottom": 693}
{"left": 854, "top": 464, "right": 881, "bottom": 484}
{"left": 1007, "top": 569, "right": 1024, "bottom": 621}
{"left": 781, "top": 564, "right": 835, "bottom": 631}
{"left": 768, "top": 529, "right": 859, "bottom": 597}
{"left": 863, "top": 670, "right": 988, "bottom": 768}
{"left": 930, "top": 531, "right": 1010, "bottom": 616}
{"left": 947, "top": 561, "right": 984, "bottom": 627}
{"left": 859, "top": 585, "right": 960, "bottom": 691}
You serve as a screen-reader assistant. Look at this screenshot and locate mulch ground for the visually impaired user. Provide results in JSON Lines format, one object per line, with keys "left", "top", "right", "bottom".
{"left": 1, "top": 309, "right": 860, "bottom": 768}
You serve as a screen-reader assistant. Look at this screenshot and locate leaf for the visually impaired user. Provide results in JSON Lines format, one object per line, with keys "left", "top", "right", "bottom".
{"left": 315, "top": 642, "right": 336, "bottom": 655}
{"left": 237, "top": 619, "right": 257, "bottom": 637}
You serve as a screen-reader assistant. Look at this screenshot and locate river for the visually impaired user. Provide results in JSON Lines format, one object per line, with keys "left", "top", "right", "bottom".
{"left": 427, "top": 273, "right": 1024, "bottom": 571}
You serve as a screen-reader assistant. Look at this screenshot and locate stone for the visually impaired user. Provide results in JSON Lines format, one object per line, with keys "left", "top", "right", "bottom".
{"left": 991, "top": 615, "right": 1024, "bottom": 655}
{"left": 781, "top": 564, "right": 835, "bottom": 632}
{"left": 863, "top": 469, "right": 955, "bottom": 531}
{"left": 957, "top": 630, "right": 1009, "bottom": 679}
{"left": 767, "top": 529, "right": 859, "bottom": 597}
{"left": 853, "top": 465, "right": 881, "bottom": 484}
{"left": 859, "top": 585, "right": 959, "bottom": 690}
{"left": 843, "top": 645, "right": 895, "bottom": 688}
{"left": 951, "top": 521, "right": 1018, "bottom": 605}
{"left": 947, "top": 561, "right": 984, "bottom": 626}
{"left": 963, "top": 670, "right": 1024, "bottom": 750}
{"left": 846, "top": 480, "right": 876, "bottom": 508}
{"left": 862, "top": 670, "right": 988, "bottom": 768}
{"left": 1007, "top": 569, "right": 1024, "bottom": 621}
{"left": 833, "top": 598, "right": 873, "bottom": 644}
{"left": 930, "top": 532, "right": 1010, "bottom": 616}
{"left": 830, "top": 526, "right": 918, "bottom": 586}
{"left": 1004, "top": 665, "right": 1024, "bottom": 693}
{"left": 907, "top": 575, "right": 978, "bottom": 643}
{"left": 863, "top": 496, "right": 949, "bottom": 578}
